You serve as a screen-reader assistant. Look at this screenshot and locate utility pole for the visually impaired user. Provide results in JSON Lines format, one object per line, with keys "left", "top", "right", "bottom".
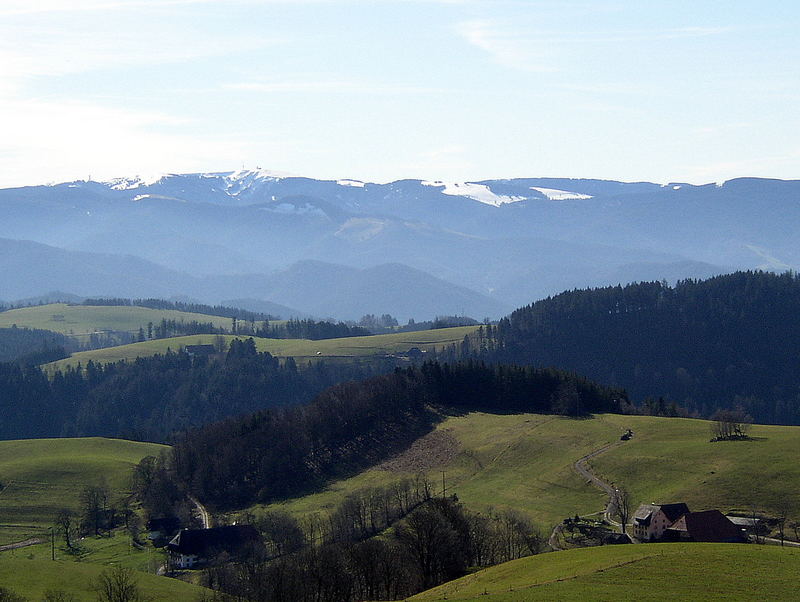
{"left": 50, "top": 527, "right": 55, "bottom": 561}
{"left": 441, "top": 471, "right": 446, "bottom": 498}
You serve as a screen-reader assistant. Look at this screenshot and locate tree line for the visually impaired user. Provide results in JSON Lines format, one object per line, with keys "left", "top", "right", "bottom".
{"left": 469, "top": 271, "right": 800, "bottom": 425}
{"left": 0, "top": 326, "right": 73, "bottom": 364}
{"left": 202, "top": 496, "right": 544, "bottom": 601}
{"left": 167, "top": 360, "right": 626, "bottom": 510}
{"left": 82, "top": 298, "right": 372, "bottom": 339}
{"left": 0, "top": 339, "right": 388, "bottom": 441}
{"left": 134, "top": 461, "right": 544, "bottom": 601}
{"left": 82, "top": 297, "right": 278, "bottom": 322}
{"left": 254, "top": 318, "right": 371, "bottom": 340}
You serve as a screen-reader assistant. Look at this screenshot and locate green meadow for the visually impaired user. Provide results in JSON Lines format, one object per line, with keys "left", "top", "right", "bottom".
{"left": 0, "top": 303, "right": 241, "bottom": 339}
{"left": 588, "top": 415, "right": 800, "bottom": 515}
{"left": 0, "top": 438, "right": 165, "bottom": 545}
{"left": 1, "top": 415, "right": 799, "bottom": 600}
{"left": 254, "top": 413, "right": 800, "bottom": 532}
{"left": 410, "top": 543, "right": 800, "bottom": 601}
{"left": 46, "top": 326, "right": 478, "bottom": 371}
{"left": 0, "top": 557, "right": 207, "bottom": 601}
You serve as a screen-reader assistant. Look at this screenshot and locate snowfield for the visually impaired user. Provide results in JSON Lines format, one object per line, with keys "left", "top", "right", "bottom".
{"left": 529, "top": 186, "right": 593, "bottom": 200}
{"left": 422, "top": 180, "right": 526, "bottom": 206}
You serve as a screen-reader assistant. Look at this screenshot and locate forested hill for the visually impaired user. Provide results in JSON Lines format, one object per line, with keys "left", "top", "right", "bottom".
{"left": 171, "top": 362, "right": 626, "bottom": 509}
{"left": 0, "top": 326, "right": 72, "bottom": 363}
{"left": 483, "top": 271, "right": 800, "bottom": 424}
{"left": 0, "top": 340, "right": 385, "bottom": 441}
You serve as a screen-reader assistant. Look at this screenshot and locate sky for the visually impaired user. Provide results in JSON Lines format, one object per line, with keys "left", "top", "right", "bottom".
{"left": 0, "top": 0, "right": 798, "bottom": 187}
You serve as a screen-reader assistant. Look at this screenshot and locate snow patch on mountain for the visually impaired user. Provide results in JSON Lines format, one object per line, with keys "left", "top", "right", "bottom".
{"left": 529, "top": 186, "right": 593, "bottom": 201}
{"left": 422, "top": 181, "right": 525, "bottom": 206}
{"left": 105, "top": 174, "right": 164, "bottom": 190}
{"left": 222, "top": 169, "right": 289, "bottom": 196}
{"left": 337, "top": 179, "right": 366, "bottom": 188}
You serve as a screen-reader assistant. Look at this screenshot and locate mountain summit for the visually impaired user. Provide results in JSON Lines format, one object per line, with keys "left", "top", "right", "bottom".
{"left": 1, "top": 173, "right": 798, "bottom": 319}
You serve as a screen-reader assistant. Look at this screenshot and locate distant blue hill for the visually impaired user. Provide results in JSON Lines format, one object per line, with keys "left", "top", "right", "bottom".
{"left": 1, "top": 173, "right": 797, "bottom": 316}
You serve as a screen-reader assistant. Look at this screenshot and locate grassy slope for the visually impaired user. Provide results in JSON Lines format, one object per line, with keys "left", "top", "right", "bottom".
{"left": 0, "top": 438, "right": 165, "bottom": 543}
{"left": 250, "top": 413, "right": 609, "bottom": 528}
{"left": 0, "top": 303, "right": 249, "bottom": 338}
{"left": 255, "top": 413, "right": 800, "bottom": 531}
{"left": 0, "top": 557, "right": 206, "bottom": 601}
{"left": 47, "top": 327, "right": 478, "bottom": 371}
{"left": 410, "top": 543, "right": 800, "bottom": 601}
{"left": 588, "top": 415, "right": 800, "bottom": 514}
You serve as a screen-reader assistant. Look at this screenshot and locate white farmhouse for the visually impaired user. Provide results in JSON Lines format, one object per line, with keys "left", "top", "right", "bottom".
{"left": 633, "top": 503, "right": 689, "bottom": 541}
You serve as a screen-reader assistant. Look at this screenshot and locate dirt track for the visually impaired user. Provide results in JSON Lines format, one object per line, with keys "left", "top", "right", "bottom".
{"left": 574, "top": 441, "right": 626, "bottom": 521}
{"left": 549, "top": 440, "right": 626, "bottom": 549}
{"left": 189, "top": 495, "right": 212, "bottom": 529}
{"left": 0, "top": 537, "right": 44, "bottom": 552}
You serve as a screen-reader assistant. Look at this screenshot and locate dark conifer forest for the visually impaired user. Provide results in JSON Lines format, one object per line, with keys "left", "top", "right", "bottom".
{"left": 479, "top": 271, "right": 800, "bottom": 424}
{"left": 0, "top": 339, "right": 387, "bottom": 441}
{"left": 170, "top": 361, "right": 625, "bottom": 509}
{"left": 0, "top": 326, "right": 72, "bottom": 363}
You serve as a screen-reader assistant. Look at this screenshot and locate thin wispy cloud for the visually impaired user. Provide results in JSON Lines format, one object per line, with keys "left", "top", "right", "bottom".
{"left": 0, "top": 0, "right": 283, "bottom": 16}
{"left": 0, "top": 0, "right": 796, "bottom": 186}
{"left": 455, "top": 19, "right": 558, "bottom": 72}
{"left": 0, "top": 27, "right": 277, "bottom": 80}
{"left": 225, "top": 80, "right": 444, "bottom": 95}
{"left": 455, "top": 19, "right": 733, "bottom": 73}
{"left": 0, "top": 96, "right": 248, "bottom": 186}
{"left": 0, "top": 0, "right": 470, "bottom": 16}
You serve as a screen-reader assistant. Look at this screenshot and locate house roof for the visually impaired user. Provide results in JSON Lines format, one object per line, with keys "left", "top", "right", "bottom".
{"left": 166, "top": 525, "right": 262, "bottom": 556}
{"left": 634, "top": 503, "right": 690, "bottom": 526}
{"left": 667, "top": 510, "right": 743, "bottom": 543}
{"left": 659, "top": 503, "right": 690, "bottom": 522}
{"left": 634, "top": 504, "right": 659, "bottom": 526}
{"left": 184, "top": 345, "right": 216, "bottom": 355}
{"left": 603, "top": 532, "right": 632, "bottom": 545}
{"left": 727, "top": 516, "right": 761, "bottom": 528}
{"left": 147, "top": 516, "right": 181, "bottom": 532}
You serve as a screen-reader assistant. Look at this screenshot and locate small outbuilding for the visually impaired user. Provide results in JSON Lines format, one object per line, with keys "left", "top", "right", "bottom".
{"left": 664, "top": 510, "right": 746, "bottom": 543}
{"left": 147, "top": 516, "right": 181, "bottom": 545}
{"left": 167, "top": 525, "right": 263, "bottom": 569}
{"left": 184, "top": 344, "right": 217, "bottom": 358}
{"left": 603, "top": 532, "right": 632, "bottom": 545}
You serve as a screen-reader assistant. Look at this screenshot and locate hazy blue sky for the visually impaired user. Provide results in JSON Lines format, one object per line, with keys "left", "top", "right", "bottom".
{"left": 1, "top": 0, "right": 798, "bottom": 186}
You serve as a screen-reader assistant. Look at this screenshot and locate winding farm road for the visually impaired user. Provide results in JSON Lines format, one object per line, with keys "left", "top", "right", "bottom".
{"left": 550, "top": 440, "right": 626, "bottom": 550}
{"left": 574, "top": 441, "right": 626, "bottom": 523}
{"left": 558, "top": 440, "right": 800, "bottom": 549}
{"left": 189, "top": 495, "right": 212, "bottom": 529}
{"left": 0, "top": 537, "right": 44, "bottom": 552}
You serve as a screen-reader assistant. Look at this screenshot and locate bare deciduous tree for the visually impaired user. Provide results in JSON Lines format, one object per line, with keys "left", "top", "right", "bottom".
{"left": 710, "top": 408, "right": 752, "bottom": 441}
{"left": 56, "top": 508, "right": 74, "bottom": 549}
{"left": 92, "top": 565, "right": 147, "bottom": 602}
{"left": 775, "top": 497, "right": 793, "bottom": 547}
{"left": 610, "top": 487, "right": 632, "bottom": 534}
{"left": 80, "top": 481, "right": 111, "bottom": 536}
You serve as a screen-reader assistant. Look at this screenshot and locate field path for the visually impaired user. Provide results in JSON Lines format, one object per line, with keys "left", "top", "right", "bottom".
{"left": 573, "top": 440, "right": 626, "bottom": 523}
{"left": 189, "top": 495, "right": 212, "bottom": 529}
{"left": 0, "top": 537, "right": 44, "bottom": 552}
{"left": 550, "top": 439, "right": 625, "bottom": 549}
{"left": 548, "top": 523, "right": 564, "bottom": 550}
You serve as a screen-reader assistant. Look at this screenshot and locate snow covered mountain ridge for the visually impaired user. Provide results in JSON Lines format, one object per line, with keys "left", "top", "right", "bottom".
{"left": 5, "top": 172, "right": 800, "bottom": 319}
{"left": 54, "top": 170, "right": 690, "bottom": 208}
